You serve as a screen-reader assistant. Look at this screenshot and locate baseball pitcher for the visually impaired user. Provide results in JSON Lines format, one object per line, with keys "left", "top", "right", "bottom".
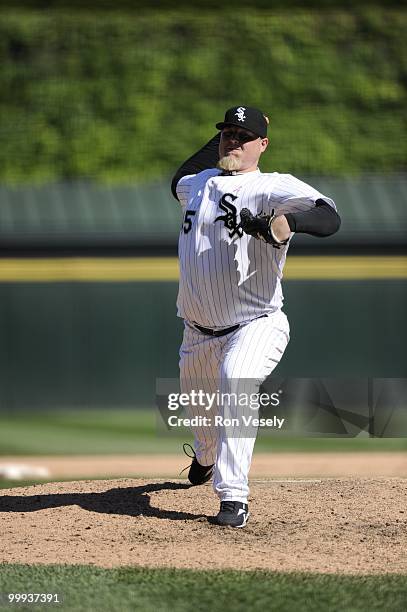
{"left": 171, "top": 106, "right": 341, "bottom": 527}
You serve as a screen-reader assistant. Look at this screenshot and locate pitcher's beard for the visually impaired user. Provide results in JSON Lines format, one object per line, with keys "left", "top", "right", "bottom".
{"left": 217, "top": 155, "right": 241, "bottom": 172}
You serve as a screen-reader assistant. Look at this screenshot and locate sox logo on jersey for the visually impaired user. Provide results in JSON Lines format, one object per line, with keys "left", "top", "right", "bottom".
{"left": 214, "top": 194, "right": 243, "bottom": 238}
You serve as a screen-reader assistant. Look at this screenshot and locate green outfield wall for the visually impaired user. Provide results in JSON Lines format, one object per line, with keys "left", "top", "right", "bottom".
{"left": 0, "top": 279, "right": 405, "bottom": 410}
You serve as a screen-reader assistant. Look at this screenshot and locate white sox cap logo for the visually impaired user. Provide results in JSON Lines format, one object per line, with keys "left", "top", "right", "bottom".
{"left": 216, "top": 106, "right": 267, "bottom": 137}
{"left": 235, "top": 107, "right": 246, "bottom": 122}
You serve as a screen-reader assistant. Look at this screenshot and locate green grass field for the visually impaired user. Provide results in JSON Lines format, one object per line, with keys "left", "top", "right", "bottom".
{"left": 0, "top": 409, "right": 405, "bottom": 456}
{"left": 1, "top": 411, "right": 406, "bottom": 610}
{"left": 0, "top": 565, "right": 406, "bottom": 612}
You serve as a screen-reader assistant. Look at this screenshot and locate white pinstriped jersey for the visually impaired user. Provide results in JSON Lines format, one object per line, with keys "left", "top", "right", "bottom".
{"left": 176, "top": 169, "right": 336, "bottom": 328}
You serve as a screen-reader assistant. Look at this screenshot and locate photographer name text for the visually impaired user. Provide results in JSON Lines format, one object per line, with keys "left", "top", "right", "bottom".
{"left": 167, "top": 415, "right": 285, "bottom": 429}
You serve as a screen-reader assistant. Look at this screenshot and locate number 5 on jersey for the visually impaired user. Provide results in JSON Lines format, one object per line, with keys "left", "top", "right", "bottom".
{"left": 183, "top": 210, "right": 196, "bottom": 234}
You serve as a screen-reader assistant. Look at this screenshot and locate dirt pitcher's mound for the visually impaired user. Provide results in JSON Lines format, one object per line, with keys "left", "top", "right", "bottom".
{"left": 1, "top": 478, "right": 406, "bottom": 574}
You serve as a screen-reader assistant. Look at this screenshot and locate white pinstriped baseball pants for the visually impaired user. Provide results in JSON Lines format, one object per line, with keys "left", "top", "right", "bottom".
{"left": 179, "top": 310, "right": 290, "bottom": 503}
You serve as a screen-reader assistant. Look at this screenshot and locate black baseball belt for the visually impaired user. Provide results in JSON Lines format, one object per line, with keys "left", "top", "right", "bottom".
{"left": 193, "top": 314, "right": 268, "bottom": 337}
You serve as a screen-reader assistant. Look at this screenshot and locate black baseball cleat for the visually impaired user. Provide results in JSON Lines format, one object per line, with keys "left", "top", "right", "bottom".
{"left": 182, "top": 443, "right": 214, "bottom": 486}
{"left": 215, "top": 501, "right": 249, "bottom": 528}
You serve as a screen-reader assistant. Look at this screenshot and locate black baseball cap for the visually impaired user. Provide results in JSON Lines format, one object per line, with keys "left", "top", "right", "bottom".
{"left": 216, "top": 106, "right": 268, "bottom": 138}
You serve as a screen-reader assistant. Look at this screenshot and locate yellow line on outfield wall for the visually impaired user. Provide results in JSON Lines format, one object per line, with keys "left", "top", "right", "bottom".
{"left": 0, "top": 256, "right": 405, "bottom": 282}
